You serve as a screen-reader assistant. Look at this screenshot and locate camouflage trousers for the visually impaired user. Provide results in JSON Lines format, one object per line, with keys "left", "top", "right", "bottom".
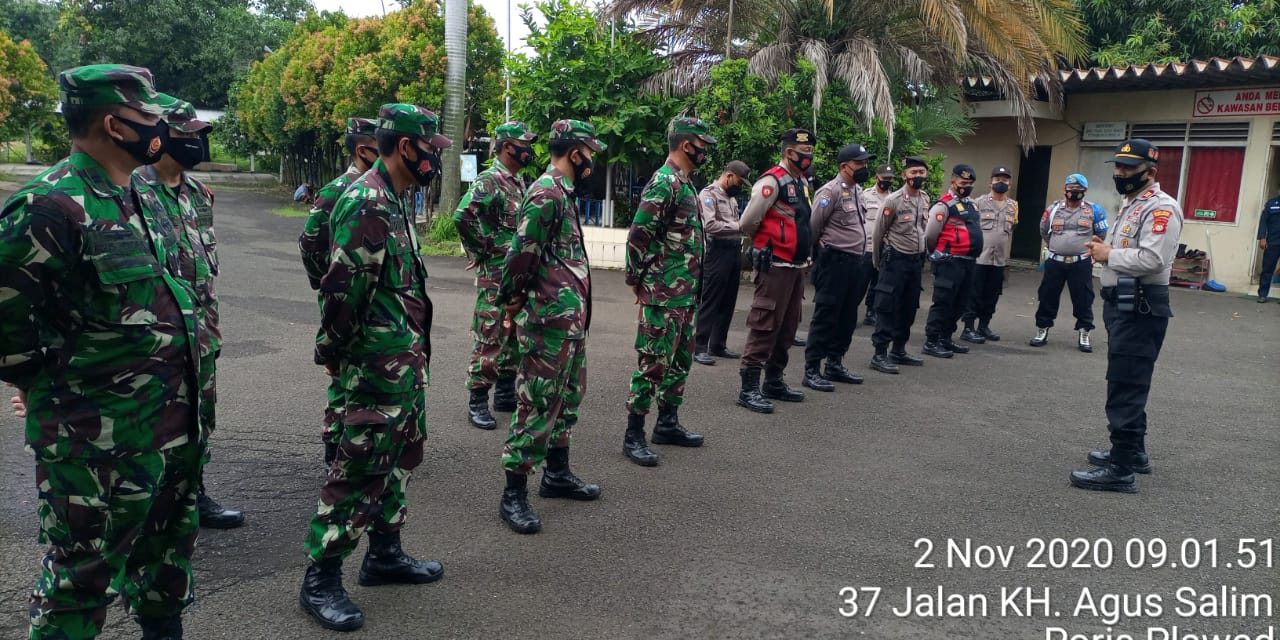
{"left": 199, "top": 353, "right": 216, "bottom": 466}
{"left": 465, "top": 286, "right": 519, "bottom": 390}
{"left": 626, "top": 305, "right": 695, "bottom": 415}
{"left": 322, "top": 375, "right": 345, "bottom": 446}
{"left": 305, "top": 388, "right": 426, "bottom": 562}
{"left": 29, "top": 442, "right": 203, "bottom": 639}
{"left": 501, "top": 326, "right": 584, "bottom": 475}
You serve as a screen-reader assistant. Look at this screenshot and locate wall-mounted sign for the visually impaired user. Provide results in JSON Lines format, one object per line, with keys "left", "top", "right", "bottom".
{"left": 1193, "top": 87, "right": 1280, "bottom": 117}
{"left": 1082, "top": 121, "right": 1127, "bottom": 141}
{"left": 1193, "top": 209, "right": 1218, "bottom": 219}
{"left": 461, "top": 154, "right": 478, "bottom": 182}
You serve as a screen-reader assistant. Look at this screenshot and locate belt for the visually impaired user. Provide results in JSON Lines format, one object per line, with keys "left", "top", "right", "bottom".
{"left": 1048, "top": 251, "right": 1091, "bottom": 264}
{"left": 819, "top": 246, "right": 862, "bottom": 261}
{"left": 709, "top": 237, "right": 742, "bottom": 249}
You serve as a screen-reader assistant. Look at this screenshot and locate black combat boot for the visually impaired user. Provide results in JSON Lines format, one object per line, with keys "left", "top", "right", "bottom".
{"left": 299, "top": 558, "right": 364, "bottom": 632}
{"left": 540, "top": 447, "right": 602, "bottom": 499}
{"left": 623, "top": 413, "right": 659, "bottom": 466}
{"left": 737, "top": 368, "right": 774, "bottom": 414}
{"left": 1088, "top": 449, "right": 1152, "bottom": 474}
{"left": 762, "top": 370, "right": 805, "bottom": 402}
{"left": 960, "top": 323, "right": 986, "bottom": 344}
{"left": 792, "top": 333, "right": 807, "bottom": 347}
{"left": 492, "top": 376, "right": 517, "bottom": 412}
{"left": 500, "top": 471, "right": 541, "bottom": 534}
{"left": 802, "top": 363, "right": 834, "bottom": 392}
{"left": 138, "top": 616, "right": 182, "bottom": 640}
{"left": 1069, "top": 465, "right": 1137, "bottom": 493}
{"left": 198, "top": 491, "right": 244, "bottom": 529}
{"left": 863, "top": 311, "right": 876, "bottom": 326}
{"left": 651, "top": 407, "right": 704, "bottom": 447}
{"left": 823, "top": 358, "right": 863, "bottom": 384}
{"left": 1030, "top": 327, "right": 1049, "bottom": 347}
{"left": 978, "top": 323, "right": 1001, "bottom": 341}
{"left": 889, "top": 343, "right": 924, "bottom": 366}
{"left": 467, "top": 386, "right": 497, "bottom": 430}
{"left": 942, "top": 336, "right": 970, "bottom": 354}
{"left": 922, "top": 337, "right": 954, "bottom": 359}
{"left": 358, "top": 531, "right": 444, "bottom": 586}
{"left": 870, "top": 349, "right": 899, "bottom": 374}
{"left": 324, "top": 441, "right": 338, "bottom": 467}
{"left": 710, "top": 346, "right": 741, "bottom": 358}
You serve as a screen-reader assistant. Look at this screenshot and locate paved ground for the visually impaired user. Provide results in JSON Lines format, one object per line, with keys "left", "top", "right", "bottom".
{"left": 0, "top": 187, "right": 1276, "bottom": 639}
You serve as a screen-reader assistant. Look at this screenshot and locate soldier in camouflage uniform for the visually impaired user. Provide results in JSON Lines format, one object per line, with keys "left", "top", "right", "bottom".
{"left": 300, "top": 117, "right": 379, "bottom": 466}
{"left": 496, "top": 119, "right": 605, "bottom": 535}
{"left": 299, "top": 104, "right": 451, "bottom": 632}
{"left": 132, "top": 96, "right": 245, "bottom": 530}
{"left": 621, "top": 117, "right": 712, "bottom": 467}
{"left": 0, "top": 64, "right": 201, "bottom": 640}
{"left": 453, "top": 121, "right": 537, "bottom": 430}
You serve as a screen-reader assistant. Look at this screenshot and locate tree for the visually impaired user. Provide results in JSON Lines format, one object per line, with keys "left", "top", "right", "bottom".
{"left": 0, "top": 29, "right": 60, "bottom": 160}
{"left": 441, "top": 0, "right": 467, "bottom": 216}
{"left": 1081, "top": 0, "right": 1280, "bottom": 65}
{"left": 0, "top": 0, "right": 83, "bottom": 74}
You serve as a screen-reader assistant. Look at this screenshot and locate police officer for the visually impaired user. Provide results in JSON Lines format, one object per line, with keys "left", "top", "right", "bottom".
{"left": 922, "top": 164, "right": 982, "bottom": 358}
{"left": 869, "top": 156, "right": 931, "bottom": 374}
{"left": 802, "top": 143, "right": 874, "bottom": 391}
{"left": 1255, "top": 192, "right": 1280, "bottom": 302}
{"left": 693, "top": 160, "right": 751, "bottom": 365}
{"left": 0, "top": 64, "right": 201, "bottom": 640}
{"left": 961, "top": 166, "right": 1019, "bottom": 343}
{"left": 1031, "top": 174, "right": 1108, "bottom": 353}
{"left": 454, "top": 121, "right": 537, "bottom": 429}
{"left": 301, "top": 104, "right": 450, "bottom": 631}
{"left": 300, "top": 116, "right": 378, "bottom": 464}
{"left": 1073, "top": 138, "right": 1183, "bottom": 493}
{"left": 861, "top": 164, "right": 896, "bottom": 327}
{"left": 736, "top": 128, "right": 815, "bottom": 413}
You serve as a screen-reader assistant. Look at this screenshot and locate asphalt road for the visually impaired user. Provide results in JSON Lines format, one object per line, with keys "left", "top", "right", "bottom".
{"left": 0, "top": 187, "right": 1276, "bottom": 640}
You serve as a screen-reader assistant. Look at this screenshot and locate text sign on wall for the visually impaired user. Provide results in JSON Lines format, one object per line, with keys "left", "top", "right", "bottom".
{"left": 1193, "top": 87, "right": 1280, "bottom": 117}
{"left": 1193, "top": 209, "right": 1218, "bottom": 219}
{"left": 1082, "top": 121, "right": 1127, "bottom": 141}
{"left": 460, "top": 154, "right": 478, "bottom": 182}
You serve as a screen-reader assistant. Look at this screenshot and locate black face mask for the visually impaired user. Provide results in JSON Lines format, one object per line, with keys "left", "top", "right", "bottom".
{"left": 355, "top": 145, "right": 377, "bottom": 169}
{"left": 908, "top": 176, "right": 926, "bottom": 190}
{"left": 876, "top": 179, "right": 893, "bottom": 191}
{"left": 790, "top": 151, "right": 813, "bottom": 172}
{"left": 851, "top": 167, "right": 870, "bottom": 184}
{"left": 404, "top": 142, "right": 439, "bottom": 186}
{"left": 110, "top": 114, "right": 169, "bottom": 165}
{"left": 1065, "top": 190, "right": 1085, "bottom": 202}
{"left": 1114, "top": 170, "right": 1148, "bottom": 195}
{"left": 510, "top": 144, "right": 533, "bottom": 168}
{"left": 168, "top": 136, "right": 205, "bottom": 170}
{"left": 570, "top": 149, "right": 594, "bottom": 184}
{"left": 726, "top": 183, "right": 742, "bottom": 198}
{"left": 956, "top": 185, "right": 974, "bottom": 198}
{"left": 685, "top": 143, "right": 708, "bottom": 168}
{"left": 992, "top": 182, "right": 1010, "bottom": 194}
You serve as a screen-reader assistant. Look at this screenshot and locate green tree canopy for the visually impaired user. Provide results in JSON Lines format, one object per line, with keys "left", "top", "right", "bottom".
{"left": 1081, "top": 0, "right": 1280, "bottom": 66}
{"left": 0, "top": 28, "right": 59, "bottom": 141}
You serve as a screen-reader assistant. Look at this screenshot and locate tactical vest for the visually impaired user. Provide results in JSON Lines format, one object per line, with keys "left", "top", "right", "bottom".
{"left": 935, "top": 192, "right": 983, "bottom": 257}
{"left": 752, "top": 165, "right": 812, "bottom": 264}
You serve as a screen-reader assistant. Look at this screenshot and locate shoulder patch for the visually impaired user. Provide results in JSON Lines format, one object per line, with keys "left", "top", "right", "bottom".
{"left": 704, "top": 197, "right": 715, "bottom": 208}
{"left": 1138, "top": 189, "right": 1156, "bottom": 200}
{"left": 1152, "top": 217, "right": 1169, "bottom": 234}
{"left": 935, "top": 213, "right": 945, "bottom": 221}
{"left": 762, "top": 185, "right": 774, "bottom": 199}
{"left": 1151, "top": 209, "right": 1172, "bottom": 219}
{"left": 819, "top": 196, "right": 830, "bottom": 207}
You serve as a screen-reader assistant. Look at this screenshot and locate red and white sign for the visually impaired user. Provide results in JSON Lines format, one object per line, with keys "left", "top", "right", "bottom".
{"left": 1192, "top": 87, "right": 1280, "bottom": 117}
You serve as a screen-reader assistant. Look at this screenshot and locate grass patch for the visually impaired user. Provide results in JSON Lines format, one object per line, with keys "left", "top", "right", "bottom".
{"left": 271, "top": 204, "right": 310, "bottom": 218}
{"left": 420, "top": 240, "right": 465, "bottom": 257}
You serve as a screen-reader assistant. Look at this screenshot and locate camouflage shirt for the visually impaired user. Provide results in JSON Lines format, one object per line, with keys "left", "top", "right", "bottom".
{"left": 300, "top": 164, "right": 363, "bottom": 290}
{"left": 453, "top": 161, "right": 526, "bottom": 288}
{"left": 316, "top": 159, "right": 432, "bottom": 395}
{"left": 499, "top": 165, "right": 591, "bottom": 338}
{"left": 625, "top": 159, "right": 703, "bottom": 307}
{"left": 132, "top": 165, "right": 221, "bottom": 357}
{"left": 0, "top": 152, "right": 201, "bottom": 459}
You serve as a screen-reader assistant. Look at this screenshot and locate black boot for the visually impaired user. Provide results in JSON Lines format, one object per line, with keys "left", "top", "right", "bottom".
{"left": 623, "top": 413, "right": 659, "bottom": 466}
{"left": 942, "top": 336, "right": 970, "bottom": 354}
{"left": 299, "top": 558, "right": 364, "bottom": 632}
{"left": 693, "top": 351, "right": 716, "bottom": 366}
{"left": 540, "top": 447, "right": 602, "bottom": 499}
{"left": 737, "top": 368, "right": 774, "bottom": 414}
{"left": 198, "top": 491, "right": 245, "bottom": 529}
{"left": 801, "top": 364, "right": 834, "bottom": 392}
{"left": 1087, "top": 450, "right": 1152, "bottom": 474}
{"left": 500, "top": 471, "right": 541, "bottom": 534}
{"left": 651, "top": 407, "right": 704, "bottom": 447}
{"left": 1069, "top": 465, "right": 1138, "bottom": 493}
{"left": 870, "top": 351, "right": 899, "bottom": 374}
{"left": 978, "top": 323, "right": 1001, "bottom": 341}
{"left": 823, "top": 359, "right": 863, "bottom": 384}
{"left": 888, "top": 348, "right": 924, "bottom": 366}
{"left": 762, "top": 371, "right": 805, "bottom": 402}
{"left": 324, "top": 441, "right": 338, "bottom": 467}
{"left": 922, "top": 337, "right": 954, "bottom": 358}
{"left": 710, "top": 346, "right": 741, "bottom": 359}
{"left": 492, "top": 376, "right": 517, "bottom": 412}
{"left": 863, "top": 311, "right": 876, "bottom": 326}
{"left": 467, "top": 386, "right": 497, "bottom": 430}
{"left": 358, "top": 530, "right": 444, "bottom": 586}
{"left": 138, "top": 616, "right": 182, "bottom": 640}
{"left": 960, "top": 326, "right": 986, "bottom": 344}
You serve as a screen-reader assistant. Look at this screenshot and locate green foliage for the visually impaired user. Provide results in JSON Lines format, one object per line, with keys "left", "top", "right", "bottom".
{"left": 427, "top": 209, "right": 460, "bottom": 241}
{"left": 0, "top": 29, "right": 59, "bottom": 141}
{"left": 1083, "top": 0, "right": 1280, "bottom": 65}
{"left": 271, "top": 204, "right": 310, "bottom": 218}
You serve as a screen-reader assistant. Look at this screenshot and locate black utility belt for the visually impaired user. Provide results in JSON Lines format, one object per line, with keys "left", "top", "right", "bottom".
{"left": 819, "top": 246, "right": 863, "bottom": 261}
{"left": 709, "top": 237, "right": 742, "bottom": 248}
{"left": 1101, "top": 280, "right": 1169, "bottom": 313}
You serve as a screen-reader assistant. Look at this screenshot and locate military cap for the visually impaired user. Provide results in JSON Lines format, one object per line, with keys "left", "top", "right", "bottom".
{"left": 1109, "top": 138, "right": 1159, "bottom": 166}
{"left": 347, "top": 117, "right": 378, "bottom": 137}
{"left": 991, "top": 165, "right": 1012, "bottom": 178}
{"left": 724, "top": 160, "right": 751, "bottom": 181}
{"left": 669, "top": 117, "right": 716, "bottom": 144}
{"left": 952, "top": 164, "right": 977, "bottom": 181}
{"left": 875, "top": 163, "right": 895, "bottom": 177}
{"left": 903, "top": 156, "right": 927, "bottom": 168}
{"left": 550, "top": 119, "right": 606, "bottom": 152}
{"left": 495, "top": 121, "right": 537, "bottom": 142}
{"left": 781, "top": 128, "right": 815, "bottom": 146}
{"left": 376, "top": 103, "right": 453, "bottom": 149}
{"left": 837, "top": 143, "right": 874, "bottom": 163}
{"left": 1065, "top": 173, "right": 1089, "bottom": 189}
{"left": 58, "top": 64, "right": 179, "bottom": 116}
{"left": 161, "top": 95, "right": 212, "bottom": 133}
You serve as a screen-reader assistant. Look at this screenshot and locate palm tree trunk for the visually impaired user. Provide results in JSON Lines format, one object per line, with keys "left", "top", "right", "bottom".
{"left": 726, "top": 0, "right": 733, "bottom": 58}
{"left": 441, "top": 0, "right": 467, "bottom": 217}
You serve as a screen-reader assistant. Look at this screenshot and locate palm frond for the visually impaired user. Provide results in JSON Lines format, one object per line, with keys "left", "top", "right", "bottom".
{"left": 831, "top": 37, "right": 897, "bottom": 151}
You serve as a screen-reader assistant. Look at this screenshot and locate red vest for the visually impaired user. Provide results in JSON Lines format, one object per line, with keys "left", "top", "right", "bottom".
{"left": 752, "top": 165, "right": 812, "bottom": 264}
{"left": 934, "top": 192, "right": 983, "bottom": 257}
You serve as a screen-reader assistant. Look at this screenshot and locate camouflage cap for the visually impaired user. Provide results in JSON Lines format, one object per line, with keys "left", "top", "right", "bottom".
{"left": 347, "top": 117, "right": 378, "bottom": 137}
{"left": 376, "top": 103, "right": 453, "bottom": 149}
{"left": 58, "top": 64, "right": 180, "bottom": 116}
{"left": 161, "top": 95, "right": 212, "bottom": 133}
{"left": 495, "top": 121, "right": 537, "bottom": 142}
{"left": 668, "top": 117, "right": 716, "bottom": 144}
{"left": 550, "top": 119, "right": 606, "bottom": 152}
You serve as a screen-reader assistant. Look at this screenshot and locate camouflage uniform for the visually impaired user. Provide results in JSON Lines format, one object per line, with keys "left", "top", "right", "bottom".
{"left": 624, "top": 119, "right": 711, "bottom": 415}
{"left": 300, "top": 117, "right": 378, "bottom": 449}
{"left": 0, "top": 65, "right": 203, "bottom": 639}
{"left": 453, "top": 122, "right": 535, "bottom": 393}
{"left": 498, "top": 120, "right": 605, "bottom": 475}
